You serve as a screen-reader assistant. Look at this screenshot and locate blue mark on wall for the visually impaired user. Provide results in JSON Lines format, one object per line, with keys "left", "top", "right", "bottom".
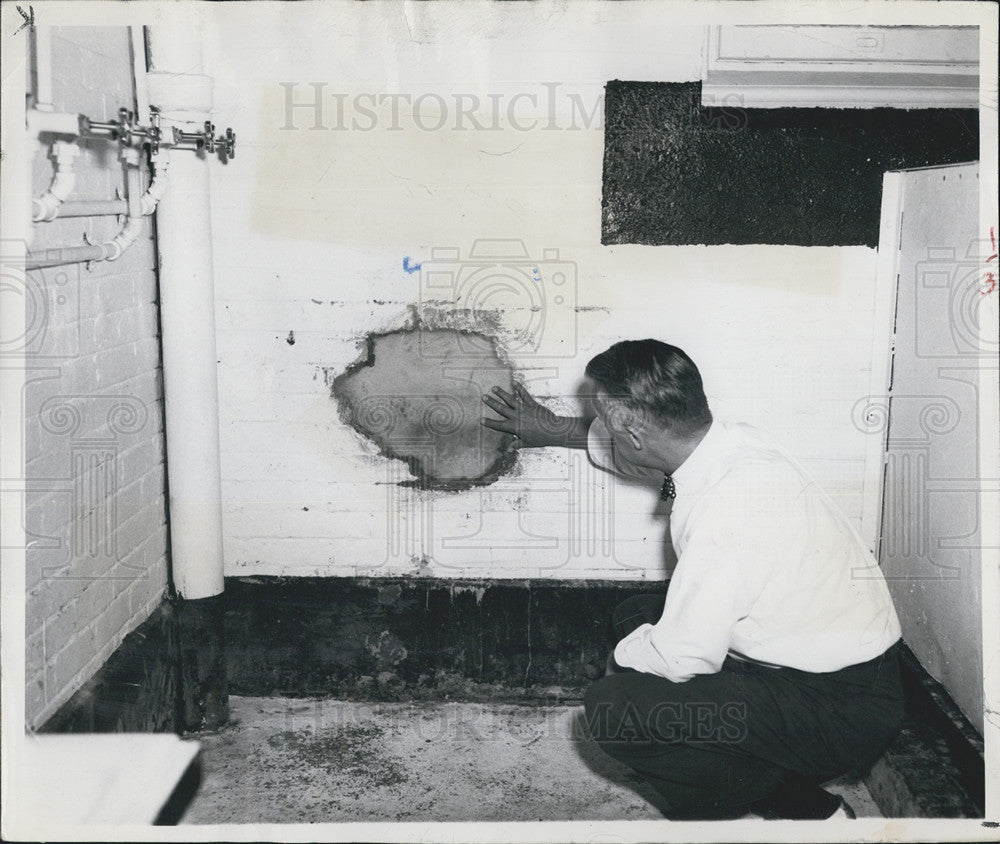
{"left": 403, "top": 257, "right": 422, "bottom": 274}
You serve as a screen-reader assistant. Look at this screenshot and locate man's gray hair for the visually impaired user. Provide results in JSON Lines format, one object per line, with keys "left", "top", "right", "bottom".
{"left": 585, "top": 339, "right": 712, "bottom": 436}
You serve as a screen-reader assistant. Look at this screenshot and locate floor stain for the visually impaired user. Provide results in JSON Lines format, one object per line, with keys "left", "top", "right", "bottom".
{"left": 181, "top": 696, "right": 884, "bottom": 824}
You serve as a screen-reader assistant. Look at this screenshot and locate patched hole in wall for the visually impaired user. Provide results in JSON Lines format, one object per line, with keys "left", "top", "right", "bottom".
{"left": 332, "top": 318, "right": 519, "bottom": 491}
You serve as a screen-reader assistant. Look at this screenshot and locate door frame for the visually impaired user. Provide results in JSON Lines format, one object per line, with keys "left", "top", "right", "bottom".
{"left": 859, "top": 169, "right": 906, "bottom": 559}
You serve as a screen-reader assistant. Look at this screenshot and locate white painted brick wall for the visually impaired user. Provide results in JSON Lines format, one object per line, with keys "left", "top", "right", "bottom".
{"left": 24, "top": 27, "right": 169, "bottom": 730}
{"left": 202, "top": 8, "right": 887, "bottom": 581}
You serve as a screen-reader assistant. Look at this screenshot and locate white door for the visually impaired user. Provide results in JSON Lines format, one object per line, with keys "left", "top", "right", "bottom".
{"left": 872, "top": 162, "right": 989, "bottom": 734}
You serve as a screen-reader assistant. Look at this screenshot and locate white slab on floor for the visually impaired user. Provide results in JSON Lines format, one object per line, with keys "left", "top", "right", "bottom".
{"left": 181, "top": 696, "right": 882, "bottom": 824}
{"left": 16, "top": 733, "right": 200, "bottom": 826}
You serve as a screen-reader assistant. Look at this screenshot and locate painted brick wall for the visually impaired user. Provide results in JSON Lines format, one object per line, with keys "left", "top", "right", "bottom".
{"left": 203, "top": 6, "right": 886, "bottom": 581}
{"left": 24, "top": 27, "right": 169, "bottom": 730}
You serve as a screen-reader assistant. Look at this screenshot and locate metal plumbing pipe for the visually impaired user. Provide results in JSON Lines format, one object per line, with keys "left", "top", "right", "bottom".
{"left": 31, "top": 141, "right": 80, "bottom": 222}
{"left": 124, "top": 149, "right": 142, "bottom": 218}
{"left": 140, "top": 152, "right": 170, "bottom": 214}
{"left": 25, "top": 244, "right": 108, "bottom": 269}
{"left": 26, "top": 109, "right": 88, "bottom": 138}
{"left": 106, "top": 216, "right": 146, "bottom": 261}
{"left": 26, "top": 108, "right": 85, "bottom": 247}
{"left": 24, "top": 218, "right": 146, "bottom": 270}
{"left": 53, "top": 200, "right": 128, "bottom": 218}
{"left": 26, "top": 155, "right": 150, "bottom": 270}
{"left": 101, "top": 159, "right": 146, "bottom": 260}
{"left": 41, "top": 150, "right": 171, "bottom": 219}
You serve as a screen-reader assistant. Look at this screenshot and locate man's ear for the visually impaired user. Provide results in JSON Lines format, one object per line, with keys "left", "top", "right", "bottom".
{"left": 623, "top": 417, "right": 644, "bottom": 450}
{"left": 604, "top": 400, "right": 646, "bottom": 449}
{"left": 607, "top": 403, "right": 645, "bottom": 450}
{"left": 604, "top": 401, "right": 632, "bottom": 435}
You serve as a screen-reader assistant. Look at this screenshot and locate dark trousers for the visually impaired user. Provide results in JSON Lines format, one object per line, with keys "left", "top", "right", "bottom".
{"left": 583, "top": 594, "right": 905, "bottom": 820}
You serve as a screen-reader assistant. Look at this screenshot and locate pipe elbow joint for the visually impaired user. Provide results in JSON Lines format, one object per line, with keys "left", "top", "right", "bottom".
{"left": 32, "top": 141, "right": 81, "bottom": 222}
{"left": 140, "top": 156, "right": 171, "bottom": 215}
{"left": 32, "top": 176, "right": 77, "bottom": 222}
{"left": 52, "top": 140, "right": 81, "bottom": 166}
{"left": 106, "top": 217, "right": 146, "bottom": 261}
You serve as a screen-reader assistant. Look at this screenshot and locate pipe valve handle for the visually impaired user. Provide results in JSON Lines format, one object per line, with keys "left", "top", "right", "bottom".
{"left": 117, "top": 107, "right": 135, "bottom": 145}
{"left": 223, "top": 128, "right": 236, "bottom": 160}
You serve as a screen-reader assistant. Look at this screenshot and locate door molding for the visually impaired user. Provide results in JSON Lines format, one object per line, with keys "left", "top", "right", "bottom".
{"left": 701, "top": 25, "right": 980, "bottom": 109}
{"left": 859, "top": 170, "right": 905, "bottom": 557}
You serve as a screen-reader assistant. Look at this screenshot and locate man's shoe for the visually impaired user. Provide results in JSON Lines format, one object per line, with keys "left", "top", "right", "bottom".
{"left": 750, "top": 781, "right": 853, "bottom": 820}
{"left": 828, "top": 796, "right": 857, "bottom": 819}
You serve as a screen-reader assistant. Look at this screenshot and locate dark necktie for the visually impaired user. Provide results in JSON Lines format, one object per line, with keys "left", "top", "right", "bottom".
{"left": 660, "top": 475, "right": 676, "bottom": 501}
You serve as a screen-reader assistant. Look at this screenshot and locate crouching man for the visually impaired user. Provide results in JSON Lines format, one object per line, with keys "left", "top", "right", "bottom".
{"left": 483, "top": 339, "right": 904, "bottom": 820}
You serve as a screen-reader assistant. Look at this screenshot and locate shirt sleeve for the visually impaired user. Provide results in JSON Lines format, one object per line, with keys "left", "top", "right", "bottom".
{"left": 613, "top": 472, "right": 787, "bottom": 681}
{"left": 586, "top": 417, "right": 663, "bottom": 482}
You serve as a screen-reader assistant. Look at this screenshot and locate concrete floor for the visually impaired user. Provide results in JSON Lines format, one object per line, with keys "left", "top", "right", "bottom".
{"left": 181, "top": 695, "right": 882, "bottom": 824}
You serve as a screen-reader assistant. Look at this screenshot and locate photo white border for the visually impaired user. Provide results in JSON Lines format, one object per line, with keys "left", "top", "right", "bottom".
{"left": 1, "top": 1, "right": 997, "bottom": 841}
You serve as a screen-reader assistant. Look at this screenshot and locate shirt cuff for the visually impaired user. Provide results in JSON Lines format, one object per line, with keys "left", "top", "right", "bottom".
{"left": 613, "top": 626, "right": 662, "bottom": 676}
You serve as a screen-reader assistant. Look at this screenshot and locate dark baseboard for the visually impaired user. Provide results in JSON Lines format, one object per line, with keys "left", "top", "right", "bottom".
{"left": 223, "top": 575, "right": 665, "bottom": 702}
{"left": 898, "top": 644, "right": 985, "bottom": 813}
{"left": 40, "top": 595, "right": 228, "bottom": 735}
{"left": 176, "top": 593, "right": 229, "bottom": 731}
{"left": 864, "top": 643, "right": 984, "bottom": 818}
{"left": 40, "top": 601, "right": 180, "bottom": 734}
{"left": 39, "top": 576, "right": 663, "bottom": 731}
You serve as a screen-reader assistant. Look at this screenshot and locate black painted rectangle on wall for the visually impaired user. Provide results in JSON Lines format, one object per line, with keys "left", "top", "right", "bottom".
{"left": 601, "top": 81, "right": 979, "bottom": 247}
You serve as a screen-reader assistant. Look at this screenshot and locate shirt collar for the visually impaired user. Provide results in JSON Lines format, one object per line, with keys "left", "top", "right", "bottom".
{"left": 670, "top": 421, "right": 730, "bottom": 498}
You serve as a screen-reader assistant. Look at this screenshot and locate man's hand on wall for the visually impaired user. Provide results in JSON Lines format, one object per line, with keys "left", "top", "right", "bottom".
{"left": 482, "top": 384, "right": 589, "bottom": 449}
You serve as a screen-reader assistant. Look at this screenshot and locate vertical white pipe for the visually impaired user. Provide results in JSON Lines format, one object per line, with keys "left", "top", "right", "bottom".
{"left": 145, "top": 28, "right": 224, "bottom": 599}
{"left": 27, "top": 25, "right": 54, "bottom": 250}
{"left": 33, "top": 26, "right": 53, "bottom": 111}
{"left": 129, "top": 26, "right": 150, "bottom": 120}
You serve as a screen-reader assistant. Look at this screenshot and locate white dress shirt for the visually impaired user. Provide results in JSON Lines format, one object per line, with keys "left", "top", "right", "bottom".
{"left": 588, "top": 418, "right": 902, "bottom": 682}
